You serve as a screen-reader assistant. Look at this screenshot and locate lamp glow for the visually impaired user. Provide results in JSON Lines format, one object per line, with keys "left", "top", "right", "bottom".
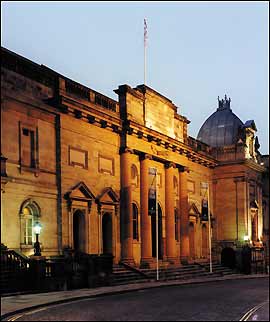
{"left": 244, "top": 235, "right": 249, "bottom": 241}
{"left": 34, "top": 223, "right": 42, "bottom": 235}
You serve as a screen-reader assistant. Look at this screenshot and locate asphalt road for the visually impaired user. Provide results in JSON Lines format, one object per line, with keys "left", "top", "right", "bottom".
{"left": 13, "top": 278, "right": 269, "bottom": 321}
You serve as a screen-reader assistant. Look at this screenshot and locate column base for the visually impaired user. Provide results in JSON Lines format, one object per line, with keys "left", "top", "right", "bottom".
{"left": 166, "top": 256, "right": 179, "bottom": 265}
{"left": 180, "top": 256, "right": 189, "bottom": 265}
{"left": 140, "top": 257, "right": 154, "bottom": 269}
{"left": 120, "top": 257, "right": 135, "bottom": 266}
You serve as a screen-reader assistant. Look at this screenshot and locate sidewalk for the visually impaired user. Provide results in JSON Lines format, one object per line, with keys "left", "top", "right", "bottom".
{"left": 1, "top": 274, "right": 269, "bottom": 320}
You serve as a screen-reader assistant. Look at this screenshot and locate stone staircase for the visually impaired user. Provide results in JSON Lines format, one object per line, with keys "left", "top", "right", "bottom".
{"left": 112, "top": 264, "right": 150, "bottom": 286}
{"left": 112, "top": 261, "right": 239, "bottom": 286}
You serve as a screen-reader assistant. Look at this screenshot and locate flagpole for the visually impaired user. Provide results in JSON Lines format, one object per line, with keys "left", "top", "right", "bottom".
{"left": 208, "top": 182, "right": 212, "bottom": 273}
{"left": 144, "top": 18, "right": 147, "bottom": 85}
{"left": 156, "top": 168, "right": 159, "bottom": 281}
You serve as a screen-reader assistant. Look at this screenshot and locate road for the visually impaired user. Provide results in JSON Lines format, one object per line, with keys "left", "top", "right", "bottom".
{"left": 11, "top": 278, "right": 269, "bottom": 321}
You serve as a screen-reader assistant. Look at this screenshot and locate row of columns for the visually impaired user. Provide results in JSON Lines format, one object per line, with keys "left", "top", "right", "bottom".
{"left": 120, "top": 148, "right": 190, "bottom": 266}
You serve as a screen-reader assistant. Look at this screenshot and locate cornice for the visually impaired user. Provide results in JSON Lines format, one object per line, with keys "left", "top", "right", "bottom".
{"left": 127, "top": 120, "right": 217, "bottom": 168}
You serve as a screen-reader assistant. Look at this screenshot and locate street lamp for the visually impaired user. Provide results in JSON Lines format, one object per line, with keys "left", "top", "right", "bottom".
{"left": 244, "top": 235, "right": 249, "bottom": 242}
{"left": 33, "top": 222, "right": 42, "bottom": 256}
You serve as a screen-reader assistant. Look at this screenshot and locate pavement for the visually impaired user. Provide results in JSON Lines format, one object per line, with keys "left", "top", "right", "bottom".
{"left": 1, "top": 273, "right": 269, "bottom": 320}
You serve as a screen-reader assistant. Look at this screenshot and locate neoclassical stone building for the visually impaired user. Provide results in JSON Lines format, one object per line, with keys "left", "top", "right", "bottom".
{"left": 1, "top": 47, "right": 268, "bottom": 267}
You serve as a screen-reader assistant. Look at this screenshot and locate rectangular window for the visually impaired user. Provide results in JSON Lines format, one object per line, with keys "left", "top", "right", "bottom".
{"left": 20, "top": 123, "right": 38, "bottom": 169}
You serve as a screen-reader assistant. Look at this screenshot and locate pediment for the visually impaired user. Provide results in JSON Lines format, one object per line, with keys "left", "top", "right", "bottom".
{"left": 65, "top": 181, "right": 95, "bottom": 201}
{"left": 96, "top": 187, "right": 119, "bottom": 204}
{"left": 188, "top": 203, "right": 200, "bottom": 216}
{"left": 250, "top": 199, "right": 259, "bottom": 209}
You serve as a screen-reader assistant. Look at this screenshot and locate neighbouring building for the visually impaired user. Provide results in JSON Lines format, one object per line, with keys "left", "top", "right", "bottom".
{"left": 1, "top": 47, "right": 269, "bottom": 268}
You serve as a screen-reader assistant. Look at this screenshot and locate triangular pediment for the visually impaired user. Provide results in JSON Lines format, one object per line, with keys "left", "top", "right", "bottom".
{"left": 65, "top": 181, "right": 95, "bottom": 201}
{"left": 96, "top": 187, "right": 119, "bottom": 204}
{"left": 188, "top": 203, "right": 200, "bottom": 216}
{"left": 250, "top": 199, "right": 259, "bottom": 209}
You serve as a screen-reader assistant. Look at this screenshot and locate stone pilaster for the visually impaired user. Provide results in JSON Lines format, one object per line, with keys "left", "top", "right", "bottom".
{"left": 140, "top": 153, "right": 153, "bottom": 267}
{"left": 165, "top": 162, "right": 177, "bottom": 263}
{"left": 179, "top": 167, "right": 190, "bottom": 264}
{"left": 120, "top": 148, "right": 134, "bottom": 264}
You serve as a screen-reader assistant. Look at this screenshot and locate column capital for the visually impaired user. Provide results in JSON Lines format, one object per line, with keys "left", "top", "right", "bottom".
{"left": 119, "top": 147, "right": 134, "bottom": 155}
{"left": 165, "top": 161, "right": 176, "bottom": 169}
{"left": 139, "top": 153, "right": 152, "bottom": 161}
{"left": 233, "top": 176, "right": 246, "bottom": 183}
{"left": 178, "top": 166, "right": 190, "bottom": 173}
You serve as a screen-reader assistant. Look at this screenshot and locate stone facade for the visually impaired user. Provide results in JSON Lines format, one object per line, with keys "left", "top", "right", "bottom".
{"left": 1, "top": 47, "right": 269, "bottom": 267}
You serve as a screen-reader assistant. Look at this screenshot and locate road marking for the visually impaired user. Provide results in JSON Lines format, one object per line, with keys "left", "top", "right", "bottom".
{"left": 239, "top": 300, "right": 269, "bottom": 321}
{"left": 7, "top": 314, "right": 23, "bottom": 321}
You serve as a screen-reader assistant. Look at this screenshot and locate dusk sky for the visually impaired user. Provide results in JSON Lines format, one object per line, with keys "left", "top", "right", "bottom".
{"left": 2, "top": 1, "right": 269, "bottom": 154}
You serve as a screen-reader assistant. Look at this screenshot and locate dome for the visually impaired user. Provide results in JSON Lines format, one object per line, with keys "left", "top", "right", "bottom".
{"left": 197, "top": 96, "right": 243, "bottom": 148}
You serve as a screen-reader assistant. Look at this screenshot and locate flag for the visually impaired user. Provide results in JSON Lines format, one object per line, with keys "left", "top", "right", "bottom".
{"left": 148, "top": 167, "right": 157, "bottom": 215}
{"left": 144, "top": 18, "right": 148, "bottom": 47}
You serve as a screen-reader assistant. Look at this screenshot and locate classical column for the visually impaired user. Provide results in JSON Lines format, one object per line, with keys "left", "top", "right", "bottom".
{"left": 140, "top": 153, "right": 153, "bottom": 267}
{"left": 120, "top": 148, "right": 134, "bottom": 264}
{"left": 179, "top": 167, "right": 190, "bottom": 264}
{"left": 165, "top": 162, "right": 177, "bottom": 263}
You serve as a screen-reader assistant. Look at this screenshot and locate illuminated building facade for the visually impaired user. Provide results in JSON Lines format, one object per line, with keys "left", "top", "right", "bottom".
{"left": 1, "top": 47, "right": 268, "bottom": 267}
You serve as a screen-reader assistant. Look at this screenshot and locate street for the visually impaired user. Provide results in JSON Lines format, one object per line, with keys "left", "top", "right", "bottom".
{"left": 10, "top": 278, "right": 269, "bottom": 321}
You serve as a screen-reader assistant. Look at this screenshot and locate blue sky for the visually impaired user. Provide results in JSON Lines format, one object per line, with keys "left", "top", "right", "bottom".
{"left": 1, "top": 1, "right": 269, "bottom": 153}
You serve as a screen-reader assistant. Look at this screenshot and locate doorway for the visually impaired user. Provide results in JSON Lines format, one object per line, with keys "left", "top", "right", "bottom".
{"left": 151, "top": 203, "right": 163, "bottom": 259}
{"left": 102, "top": 212, "right": 113, "bottom": 254}
{"left": 73, "top": 209, "right": 86, "bottom": 253}
{"left": 189, "top": 222, "right": 195, "bottom": 259}
{"left": 221, "top": 247, "right": 236, "bottom": 269}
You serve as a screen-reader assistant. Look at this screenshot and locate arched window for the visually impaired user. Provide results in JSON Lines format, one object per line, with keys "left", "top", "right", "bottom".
{"left": 132, "top": 203, "right": 139, "bottom": 241}
{"left": 175, "top": 208, "right": 179, "bottom": 241}
{"left": 19, "top": 200, "right": 41, "bottom": 246}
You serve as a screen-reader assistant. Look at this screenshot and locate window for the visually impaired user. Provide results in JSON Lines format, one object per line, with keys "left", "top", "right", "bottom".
{"left": 20, "top": 200, "right": 41, "bottom": 247}
{"left": 20, "top": 123, "right": 38, "bottom": 169}
{"left": 132, "top": 203, "right": 139, "bottom": 241}
{"left": 175, "top": 208, "right": 179, "bottom": 241}
{"left": 22, "top": 128, "right": 36, "bottom": 168}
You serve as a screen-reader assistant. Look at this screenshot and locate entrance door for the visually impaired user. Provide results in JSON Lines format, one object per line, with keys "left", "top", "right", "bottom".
{"left": 202, "top": 224, "right": 208, "bottom": 258}
{"left": 151, "top": 204, "right": 163, "bottom": 259}
{"left": 221, "top": 247, "right": 236, "bottom": 269}
{"left": 189, "top": 222, "right": 195, "bottom": 259}
{"left": 73, "top": 209, "right": 86, "bottom": 252}
{"left": 102, "top": 212, "right": 113, "bottom": 254}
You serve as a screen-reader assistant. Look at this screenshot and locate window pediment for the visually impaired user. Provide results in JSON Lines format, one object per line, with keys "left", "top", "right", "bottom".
{"left": 96, "top": 187, "right": 119, "bottom": 205}
{"left": 65, "top": 181, "right": 96, "bottom": 201}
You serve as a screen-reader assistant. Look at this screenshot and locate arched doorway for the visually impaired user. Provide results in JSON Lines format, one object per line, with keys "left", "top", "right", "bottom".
{"left": 221, "top": 247, "right": 236, "bottom": 269}
{"left": 151, "top": 204, "right": 163, "bottom": 259}
{"left": 73, "top": 209, "right": 86, "bottom": 253}
{"left": 102, "top": 213, "right": 113, "bottom": 254}
{"left": 189, "top": 222, "right": 195, "bottom": 259}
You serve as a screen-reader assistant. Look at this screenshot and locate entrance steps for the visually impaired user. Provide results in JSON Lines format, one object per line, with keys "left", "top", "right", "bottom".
{"left": 112, "top": 264, "right": 150, "bottom": 286}
{"left": 112, "top": 261, "right": 239, "bottom": 286}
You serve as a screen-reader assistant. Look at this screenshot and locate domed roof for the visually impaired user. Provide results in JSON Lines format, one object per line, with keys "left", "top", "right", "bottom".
{"left": 197, "top": 96, "right": 243, "bottom": 147}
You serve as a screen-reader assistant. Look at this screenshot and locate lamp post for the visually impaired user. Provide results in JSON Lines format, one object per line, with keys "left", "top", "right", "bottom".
{"left": 33, "top": 223, "right": 42, "bottom": 256}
